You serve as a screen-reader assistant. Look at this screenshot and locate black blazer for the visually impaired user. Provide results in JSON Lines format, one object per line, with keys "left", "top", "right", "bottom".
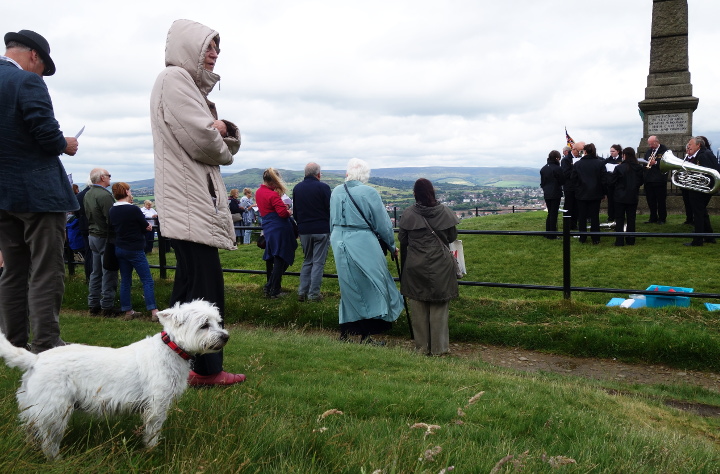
{"left": 540, "top": 162, "right": 564, "bottom": 199}
{"left": 571, "top": 155, "right": 606, "bottom": 200}
{"left": 560, "top": 154, "right": 576, "bottom": 192}
{"left": 610, "top": 162, "right": 644, "bottom": 204}
{"left": 643, "top": 144, "right": 669, "bottom": 183}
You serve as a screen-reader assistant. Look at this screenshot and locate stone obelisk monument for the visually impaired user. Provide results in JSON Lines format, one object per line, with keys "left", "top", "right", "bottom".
{"left": 638, "top": 0, "right": 698, "bottom": 157}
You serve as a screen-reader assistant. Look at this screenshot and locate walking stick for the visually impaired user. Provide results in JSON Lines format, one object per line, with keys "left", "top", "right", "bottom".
{"left": 392, "top": 251, "right": 413, "bottom": 340}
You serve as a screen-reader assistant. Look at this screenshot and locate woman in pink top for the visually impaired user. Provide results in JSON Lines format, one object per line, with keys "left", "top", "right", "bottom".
{"left": 255, "top": 168, "right": 297, "bottom": 298}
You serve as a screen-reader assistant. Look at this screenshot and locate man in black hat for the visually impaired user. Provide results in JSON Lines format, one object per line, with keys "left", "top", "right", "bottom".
{"left": 0, "top": 30, "right": 79, "bottom": 353}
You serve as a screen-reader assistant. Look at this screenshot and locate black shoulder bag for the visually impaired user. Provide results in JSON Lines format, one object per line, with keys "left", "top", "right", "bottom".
{"left": 343, "top": 183, "right": 392, "bottom": 258}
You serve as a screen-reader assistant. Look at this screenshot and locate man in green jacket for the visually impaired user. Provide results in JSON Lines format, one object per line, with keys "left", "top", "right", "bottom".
{"left": 84, "top": 168, "right": 119, "bottom": 316}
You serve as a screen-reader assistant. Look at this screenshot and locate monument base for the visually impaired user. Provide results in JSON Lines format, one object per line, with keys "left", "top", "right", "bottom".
{"left": 638, "top": 96, "right": 698, "bottom": 157}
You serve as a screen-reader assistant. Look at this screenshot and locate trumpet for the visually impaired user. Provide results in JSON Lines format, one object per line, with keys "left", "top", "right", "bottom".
{"left": 646, "top": 150, "right": 658, "bottom": 169}
{"left": 658, "top": 150, "right": 720, "bottom": 194}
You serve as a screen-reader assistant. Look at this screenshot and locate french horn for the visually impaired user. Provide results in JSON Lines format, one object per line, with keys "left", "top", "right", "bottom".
{"left": 658, "top": 150, "right": 720, "bottom": 194}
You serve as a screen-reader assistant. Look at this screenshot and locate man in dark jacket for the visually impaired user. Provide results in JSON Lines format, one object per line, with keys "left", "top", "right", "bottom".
{"left": 684, "top": 137, "right": 717, "bottom": 246}
{"left": 292, "top": 162, "right": 331, "bottom": 302}
{"left": 643, "top": 135, "right": 668, "bottom": 224}
{"left": 0, "top": 30, "right": 79, "bottom": 353}
{"left": 571, "top": 143, "right": 605, "bottom": 244}
{"left": 561, "top": 143, "right": 582, "bottom": 230}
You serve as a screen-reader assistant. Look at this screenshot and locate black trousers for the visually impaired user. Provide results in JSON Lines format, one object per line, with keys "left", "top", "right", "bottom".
{"left": 644, "top": 182, "right": 667, "bottom": 223}
{"left": 144, "top": 230, "right": 154, "bottom": 253}
{"left": 614, "top": 201, "right": 638, "bottom": 245}
{"left": 81, "top": 233, "right": 93, "bottom": 281}
{"left": 544, "top": 198, "right": 560, "bottom": 238}
{"left": 689, "top": 191, "right": 714, "bottom": 245}
{"left": 170, "top": 240, "right": 224, "bottom": 375}
{"left": 577, "top": 199, "right": 601, "bottom": 244}
{"left": 606, "top": 188, "right": 616, "bottom": 222}
{"left": 681, "top": 188, "right": 693, "bottom": 223}
{"left": 264, "top": 256, "right": 288, "bottom": 297}
{"left": 563, "top": 190, "right": 577, "bottom": 229}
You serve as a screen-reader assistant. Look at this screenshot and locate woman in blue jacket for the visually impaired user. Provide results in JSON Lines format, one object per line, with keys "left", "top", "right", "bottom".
{"left": 330, "top": 158, "right": 403, "bottom": 343}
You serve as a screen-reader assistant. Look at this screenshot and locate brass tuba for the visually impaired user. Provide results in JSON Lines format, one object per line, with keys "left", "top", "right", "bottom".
{"left": 658, "top": 150, "right": 720, "bottom": 194}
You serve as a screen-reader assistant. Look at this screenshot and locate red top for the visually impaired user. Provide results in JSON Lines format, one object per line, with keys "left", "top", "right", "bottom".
{"left": 255, "top": 184, "right": 290, "bottom": 218}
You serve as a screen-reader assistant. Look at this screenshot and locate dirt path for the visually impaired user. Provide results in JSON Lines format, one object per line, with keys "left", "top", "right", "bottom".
{"left": 382, "top": 338, "right": 720, "bottom": 417}
{"left": 385, "top": 338, "right": 720, "bottom": 394}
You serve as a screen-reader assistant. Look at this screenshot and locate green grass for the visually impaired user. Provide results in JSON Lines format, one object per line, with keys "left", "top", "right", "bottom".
{"left": 0, "top": 318, "right": 718, "bottom": 472}
{"left": 63, "top": 211, "right": 720, "bottom": 372}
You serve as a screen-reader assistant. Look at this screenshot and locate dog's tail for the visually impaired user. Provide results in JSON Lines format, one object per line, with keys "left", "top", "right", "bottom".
{"left": 0, "top": 331, "right": 37, "bottom": 371}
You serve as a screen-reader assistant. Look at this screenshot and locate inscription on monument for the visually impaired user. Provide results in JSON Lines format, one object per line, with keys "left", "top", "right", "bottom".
{"left": 648, "top": 113, "right": 689, "bottom": 134}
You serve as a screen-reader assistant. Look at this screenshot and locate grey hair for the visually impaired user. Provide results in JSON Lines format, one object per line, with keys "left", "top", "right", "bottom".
{"left": 345, "top": 158, "right": 371, "bottom": 183}
{"left": 691, "top": 137, "right": 705, "bottom": 147}
{"left": 5, "top": 41, "right": 31, "bottom": 52}
{"left": 304, "top": 162, "right": 321, "bottom": 177}
{"left": 89, "top": 168, "right": 107, "bottom": 184}
{"left": 144, "top": 200, "right": 153, "bottom": 206}
{"left": 562, "top": 146, "right": 571, "bottom": 153}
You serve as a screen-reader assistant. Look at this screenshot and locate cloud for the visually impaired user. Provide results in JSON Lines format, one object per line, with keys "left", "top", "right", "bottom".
{"left": 4, "top": 0, "right": 719, "bottom": 182}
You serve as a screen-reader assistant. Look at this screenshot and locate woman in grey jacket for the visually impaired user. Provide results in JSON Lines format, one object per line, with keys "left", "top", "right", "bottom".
{"left": 399, "top": 179, "right": 459, "bottom": 356}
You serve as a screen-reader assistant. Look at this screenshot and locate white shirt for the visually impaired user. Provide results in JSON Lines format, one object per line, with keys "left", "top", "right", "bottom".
{"left": 0, "top": 55, "right": 22, "bottom": 69}
{"left": 141, "top": 206, "right": 158, "bottom": 225}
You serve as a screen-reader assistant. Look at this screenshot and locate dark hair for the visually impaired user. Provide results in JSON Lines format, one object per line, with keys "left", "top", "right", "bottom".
{"left": 547, "top": 150, "right": 561, "bottom": 163}
{"left": 611, "top": 144, "right": 622, "bottom": 155}
{"left": 112, "top": 182, "right": 130, "bottom": 200}
{"left": 583, "top": 143, "right": 597, "bottom": 157}
{"left": 621, "top": 147, "right": 637, "bottom": 164}
{"left": 413, "top": 178, "right": 438, "bottom": 207}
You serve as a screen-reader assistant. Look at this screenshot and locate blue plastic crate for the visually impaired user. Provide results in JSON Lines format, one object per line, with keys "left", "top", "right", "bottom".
{"left": 645, "top": 285, "right": 693, "bottom": 308}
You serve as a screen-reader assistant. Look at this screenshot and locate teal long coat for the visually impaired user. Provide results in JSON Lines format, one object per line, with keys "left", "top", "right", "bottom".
{"left": 330, "top": 181, "right": 403, "bottom": 325}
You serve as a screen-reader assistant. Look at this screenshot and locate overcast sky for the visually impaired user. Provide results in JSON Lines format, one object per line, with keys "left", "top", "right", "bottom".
{"left": 5, "top": 0, "right": 720, "bottom": 183}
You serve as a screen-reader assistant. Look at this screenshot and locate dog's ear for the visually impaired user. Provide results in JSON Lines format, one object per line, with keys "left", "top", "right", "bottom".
{"left": 155, "top": 309, "right": 172, "bottom": 324}
{"left": 156, "top": 301, "right": 183, "bottom": 324}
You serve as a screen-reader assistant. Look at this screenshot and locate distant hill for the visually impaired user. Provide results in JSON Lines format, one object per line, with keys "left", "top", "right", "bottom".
{"left": 130, "top": 166, "right": 538, "bottom": 193}
{"left": 357, "top": 166, "right": 538, "bottom": 187}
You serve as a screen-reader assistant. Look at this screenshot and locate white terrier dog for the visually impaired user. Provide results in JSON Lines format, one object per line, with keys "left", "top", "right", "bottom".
{"left": 0, "top": 299, "right": 229, "bottom": 459}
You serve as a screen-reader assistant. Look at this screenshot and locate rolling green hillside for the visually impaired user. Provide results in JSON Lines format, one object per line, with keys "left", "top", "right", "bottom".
{"left": 131, "top": 166, "right": 539, "bottom": 195}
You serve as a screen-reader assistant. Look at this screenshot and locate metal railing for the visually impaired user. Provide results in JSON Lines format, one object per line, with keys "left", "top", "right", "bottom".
{"left": 67, "top": 215, "right": 720, "bottom": 303}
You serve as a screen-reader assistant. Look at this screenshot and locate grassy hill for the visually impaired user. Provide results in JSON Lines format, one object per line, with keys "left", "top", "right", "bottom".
{"left": 0, "top": 318, "right": 716, "bottom": 471}
{"left": 19, "top": 211, "right": 718, "bottom": 470}
{"left": 61, "top": 211, "right": 720, "bottom": 372}
{"left": 130, "top": 166, "right": 539, "bottom": 195}
{"left": 222, "top": 166, "right": 539, "bottom": 189}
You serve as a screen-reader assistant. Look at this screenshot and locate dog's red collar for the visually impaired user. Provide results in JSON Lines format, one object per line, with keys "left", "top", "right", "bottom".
{"left": 160, "top": 331, "right": 195, "bottom": 361}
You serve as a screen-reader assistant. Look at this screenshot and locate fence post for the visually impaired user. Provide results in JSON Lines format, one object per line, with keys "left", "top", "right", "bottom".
{"left": 512, "top": 205, "right": 516, "bottom": 213}
{"left": 562, "top": 214, "right": 571, "bottom": 300}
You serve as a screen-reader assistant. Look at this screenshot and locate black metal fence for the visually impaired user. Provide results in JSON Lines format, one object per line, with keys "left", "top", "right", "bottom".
{"left": 67, "top": 214, "right": 720, "bottom": 303}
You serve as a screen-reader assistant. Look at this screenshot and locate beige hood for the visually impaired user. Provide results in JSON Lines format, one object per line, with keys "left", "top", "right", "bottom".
{"left": 165, "top": 19, "right": 221, "bottom": 97}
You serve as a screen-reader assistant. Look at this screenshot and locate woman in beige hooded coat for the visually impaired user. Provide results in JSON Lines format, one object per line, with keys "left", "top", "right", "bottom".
{"left": 150, "top": 19, "right": 244, "bottom": 386}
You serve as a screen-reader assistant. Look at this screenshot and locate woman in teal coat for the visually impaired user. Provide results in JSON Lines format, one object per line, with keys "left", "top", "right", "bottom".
{"left": 330, "top": 158, "right": 403, "bottom": 342}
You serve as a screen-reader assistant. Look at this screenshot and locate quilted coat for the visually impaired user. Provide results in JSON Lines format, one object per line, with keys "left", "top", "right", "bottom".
{"left": 150, "top": 19, "right": 240, "bottom": 250}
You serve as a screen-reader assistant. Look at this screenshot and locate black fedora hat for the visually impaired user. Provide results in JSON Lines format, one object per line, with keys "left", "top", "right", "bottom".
{"left": 4, "top": 29, "right": 56, "bottom": 76}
